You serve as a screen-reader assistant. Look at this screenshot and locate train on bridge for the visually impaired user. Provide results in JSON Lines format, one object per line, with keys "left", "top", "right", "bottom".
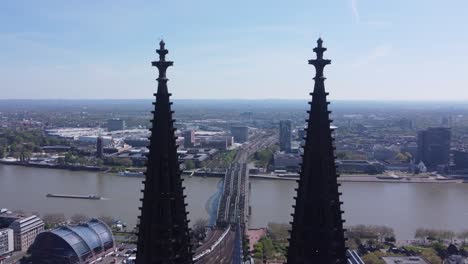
{"left": 193, "top": 226, "right": 231, "bottom": 262}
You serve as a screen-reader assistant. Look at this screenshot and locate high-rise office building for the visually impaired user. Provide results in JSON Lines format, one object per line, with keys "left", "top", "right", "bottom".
{"left": 107, "top": 118, "right": 125, "bottom": 131}
{"left": 231, "top": 126, "right": 249, "bottom": 143}
{"left": 183, "top": 130, "right": 195, "bottom": 148}
{"left": 297, "top": 128, "right": 306, "bottom": 141}
{"left": 417, "top": 127, "right": 451, "bottom": 168}
{"left": 96, "top": 136, "right": 104, "bottom": 158}
{"left": 279, "top": 120, "right": 292, "bottom": 152}
{"left": 453, "top": 149, "right": 468, "bottom": 170}
{"left": 136, "top": 41, "right": 192, "bottom": 263}
{"left": 287, "top": 38, "right": 347, "bottom": 264}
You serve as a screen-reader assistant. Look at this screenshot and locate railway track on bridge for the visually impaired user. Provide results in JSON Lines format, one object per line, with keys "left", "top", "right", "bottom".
{"left": 194, "top": 132, "right": 277, "bottom": 263}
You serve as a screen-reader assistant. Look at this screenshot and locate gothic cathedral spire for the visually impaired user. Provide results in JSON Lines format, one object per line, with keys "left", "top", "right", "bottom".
{"left": 136, "top": 40, "right": 193, "bottom": 264}
{"left": 287, "top": 38, "right": 347, "bottom": 264}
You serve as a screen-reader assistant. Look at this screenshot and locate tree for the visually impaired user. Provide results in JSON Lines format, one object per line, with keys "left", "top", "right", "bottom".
{"left": 432, "top": 242, "right": 447, "bottom": 260}
{"left": 64, "top": 152, "right": 77, "bottom": 164}
{"left": 443, "top": 230, "right": 456, "bottom": 242}
{"left": 57, "top": 157, "right": 66, "bottom": 165}
{"left": 421, "top": 248, "right": 443, "bottom": 264}
{"left": 43, "top": 213, "right": 66, "bottom": 228}
{"left": 98, "top": 216, "right": 115, "bottom": 227}
{"left": 95, "top": 158, "right": 104, "bottom": 166}
{"left": 70, "top": 213, "right": 89, "bottom": 224}
{"left": 362, "top": 252, "right": 384, "bottom": 264}
{"left": 457, "top": 230, "right": 468, "bottom": 244}
{"left": 267, "top": 222, "right": 289, "bottom": 242}
{"left": 253, "top": 242, "right": 264, "bottom": 259}
{"left": 114, "top": 158, "right": 133, "bottom": 167}
{"left": 415, "top": 228, "right": 427, "bottom": 240}
{"left": 184, "top": 160, "right": 196, "bottom": 170}
{"left": 191, "top": 218, "right": 208, "bottom": 242}
{"left": 376, "top": 226, "right": 395, "bottom": 242}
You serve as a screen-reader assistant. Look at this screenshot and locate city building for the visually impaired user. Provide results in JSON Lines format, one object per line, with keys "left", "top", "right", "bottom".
{"left": 107, "top": 118, "right": 125, "bottom": 131}
{"left": 287, "top": 39, "right": 347, "bottom": 263}
{"left": 279, "top": 120, "right": 292, "bottom": 152}
{"left": 199, "top": 138, "right": 228, "bottom": 150}
{"left": 28, "top": 219, "right": 114, "bottom": 264}
{"left": 42, "top": 145, "right": 72, "bottom": 153}
{"left": 382, "top": 257, "right": 429, "bottom": 264}
{"left": 417, "top": 127, "right": 451, "bottom": 168}
{"left": 453, "top": 149, "right": 468, "bottom": 170}
{"left": 336, "top": 160, "right": 385, "bottom": 174}
{"left": 0, "top": 214, "right": 44, "bottom": 251}
{"left": 273, "top": 152, "right": 301, "bottom": 170}
{"left": 0, "top": 228, "right": 13, "bottom": 256}
{"left": 136, "top": 41, "right": 193, "bottom": 263}
{"left": 297, "top": 128, "right": 306, "bottom": 140}
{"left": 230, "top": 126, "right": 249, "bottom": 143}
{"left": 183, "top": 130, "right": 195, "bottom": 148}
{"left": 78, "top": 135, "right": 112, "bottom": 145}
{"left": 124, "top": 137, "right": 150, "bottom": 148}
{"left": 96, "top": 136, "right": 104, "bottom": 158}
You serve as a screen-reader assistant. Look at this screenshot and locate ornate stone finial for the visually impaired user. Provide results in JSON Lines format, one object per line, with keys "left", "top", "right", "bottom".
{"left": 317, "top": 38, "right": 323, "bottom": 48}
{"left": 156, "top": 39, "right": 169, "bottom": 62}
{"left": 309, "top": 38, "right": 331, "bottom": 78}
{"left": 152, "top": 40, "right": 173, "bottom": 84}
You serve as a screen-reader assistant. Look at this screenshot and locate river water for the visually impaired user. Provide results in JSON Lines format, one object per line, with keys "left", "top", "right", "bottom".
{"left": 1, "top": 164, "right": 468, "bottom": 240}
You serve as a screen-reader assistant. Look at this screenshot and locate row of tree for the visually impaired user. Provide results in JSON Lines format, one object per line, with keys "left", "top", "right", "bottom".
{"left": 0, "top": 128, "right": 67, "bottom": 159}
{"left": 346, "top": 224, "right": 396, "bottom": 242}
{"left": 40, "top": 213, "right": 114, "bottom": 229}
{"left": 415, "top": 228, "right": 468, "bottom": 243}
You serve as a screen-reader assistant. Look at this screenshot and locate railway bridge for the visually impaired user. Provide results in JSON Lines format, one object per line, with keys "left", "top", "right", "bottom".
{"left": 194, "top": 132, "right": 277, "bottom": 263}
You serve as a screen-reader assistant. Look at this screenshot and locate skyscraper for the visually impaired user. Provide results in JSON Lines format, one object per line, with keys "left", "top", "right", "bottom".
{"left": 287, "top": 39, "right": 347, "bottom": 264}
{"left": 107, "top": 118, "right": 125, "bottom": 131}
{"left": 417, "top": 127, "right": 451, "bottom": 168}
{"left": 136, "top": 41, "right": 193, "bottom": 263}
{"left": 96, "top": 136, "right": 103, "bottom": 158}
{"left": 183, "top": 130, "right": 195, "bottom": 148}
{"left": 231, "top": 126, "right": 249, "bottom": 143}
{"left": 279, "top": 120, "right": 292, "bottom": 152}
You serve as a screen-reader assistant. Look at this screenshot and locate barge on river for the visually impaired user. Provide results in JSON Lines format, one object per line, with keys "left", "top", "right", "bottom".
{"left": 46, "top": 194, "right": 102, "bottom": 200}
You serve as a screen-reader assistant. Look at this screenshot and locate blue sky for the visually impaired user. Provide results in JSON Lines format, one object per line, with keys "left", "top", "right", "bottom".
{"left": 1, "top": 0, "right": 468, "bottom": 100}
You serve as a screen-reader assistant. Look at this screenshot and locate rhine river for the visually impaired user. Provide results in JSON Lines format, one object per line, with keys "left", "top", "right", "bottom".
{"left": 1, "top": 164, "right": 468, "bottom": 240}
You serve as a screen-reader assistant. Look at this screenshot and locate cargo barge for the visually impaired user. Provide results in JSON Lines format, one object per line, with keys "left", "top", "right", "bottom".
{"left": 46, "top": 194, "right": 102, "bottom": 200}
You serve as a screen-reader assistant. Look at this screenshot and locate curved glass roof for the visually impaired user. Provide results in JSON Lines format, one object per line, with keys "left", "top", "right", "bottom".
{"left": 69, "top": 225, "right": 102, "bottom": 252}
{"left": 52, "top": 227, "right": 91, "bottom": 258}
{"left": 30, "top": 219, "right": 114, "bottom": 262}
{"left": 86, "top": 219, "right": 114, "bottom": 246}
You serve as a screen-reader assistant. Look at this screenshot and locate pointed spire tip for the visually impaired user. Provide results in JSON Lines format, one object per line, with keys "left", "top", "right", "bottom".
{"left": 317, "top": 38, "right": 323, "bottom": 47}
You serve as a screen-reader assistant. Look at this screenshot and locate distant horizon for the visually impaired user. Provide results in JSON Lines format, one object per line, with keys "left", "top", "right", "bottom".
{"left": 2, "top": 1, "right": 468, "bottom": 100}
{"left": 1, "top": 98, "right": 468, "bottom": 103}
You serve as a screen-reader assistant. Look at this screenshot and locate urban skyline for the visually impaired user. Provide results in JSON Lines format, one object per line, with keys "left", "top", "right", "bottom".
{"left": 2, "top": 0, "right": 468, "bottom": 100}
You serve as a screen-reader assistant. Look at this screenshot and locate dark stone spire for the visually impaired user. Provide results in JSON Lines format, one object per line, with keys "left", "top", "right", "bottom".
{"left": 136, "top": 40, "right": 193, "bottom": 264}
{"left": 287, "top": 38, "right": 347, "bottom": 264}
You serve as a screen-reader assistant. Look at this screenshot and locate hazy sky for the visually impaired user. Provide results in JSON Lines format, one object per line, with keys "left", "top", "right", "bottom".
{"left": 1, "top": 0, "right": 468, "bottom": 100}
